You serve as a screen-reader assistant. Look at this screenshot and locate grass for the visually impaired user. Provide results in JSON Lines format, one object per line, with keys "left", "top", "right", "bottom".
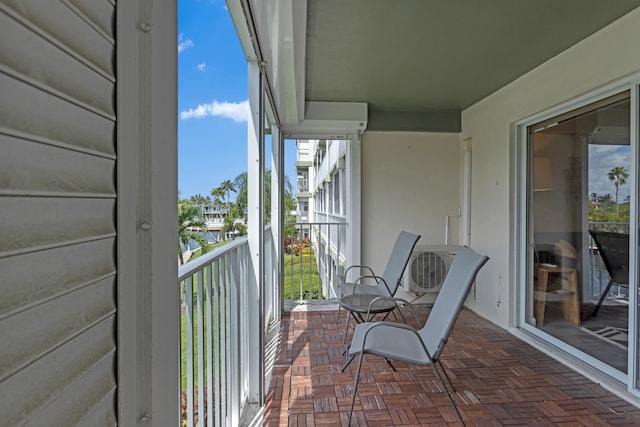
{"left": 181, "top": 312, "right": 189, "bottom": 392}
{"left": 283, "top": 252, "right": 322, "bottom": 300}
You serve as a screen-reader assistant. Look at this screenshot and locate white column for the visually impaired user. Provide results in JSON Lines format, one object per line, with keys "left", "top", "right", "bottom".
{"left": 346, "top": 132, "right": 362, "bottom": 284}
{"left": 271, "top": 125, "right": 283, "bottom": 316}
{"left": 247, "top": 59, "right": 265, "bottom": 403}
{"left": 117, "top": 0, "right": 179, "bottom": 424}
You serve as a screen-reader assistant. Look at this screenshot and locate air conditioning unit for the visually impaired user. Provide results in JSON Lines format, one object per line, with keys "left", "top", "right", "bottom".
{"left": 403, "top": 245, "right": 462, "bottom": 293}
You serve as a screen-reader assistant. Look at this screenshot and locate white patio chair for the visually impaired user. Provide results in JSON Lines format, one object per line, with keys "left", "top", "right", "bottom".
{"left": 337, "top": 230, "right": 421, "bottom": 321}
{"left": 346, "top": 246, "right": 489, "bottom": 426}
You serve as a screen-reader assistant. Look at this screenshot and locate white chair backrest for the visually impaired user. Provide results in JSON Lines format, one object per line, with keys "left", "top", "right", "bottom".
{"left": 419, "top": 247, "right": 489, "bottom": 360}
{"left": 380, "top": 231, "right": 421, "bottom": 296}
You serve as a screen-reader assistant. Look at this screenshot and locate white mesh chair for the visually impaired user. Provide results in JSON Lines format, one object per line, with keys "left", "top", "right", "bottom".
{"left": 346, "top": 247, "right": 489, "bottom": 426}
{"left": 337, "top": 230, "right": 421, "bottom": 312}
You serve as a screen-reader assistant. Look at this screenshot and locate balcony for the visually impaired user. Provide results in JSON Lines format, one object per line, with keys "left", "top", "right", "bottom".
{"left": 179, "top": 221, "right": 639, "bottom": 425}
{"left": 297, "top": 178, "right": 309, "bottom": 193}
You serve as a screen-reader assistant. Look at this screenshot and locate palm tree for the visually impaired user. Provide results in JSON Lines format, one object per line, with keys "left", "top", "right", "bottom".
{"left": 178, "top": 202, "right": 209, "bottom": 265}
{"left": 607, "top": 166, "right": 629, "bottom": 216}
{"left": 234, "top": 172, "right": 248, "bottom": 220}
{"left": 188, "top": 193, "right": 210, "bottom": 205}
{"left": 219, "top": 179, "right": 237, "bottom": 220}
{"left": 211, "top": 187, "right": 225, "bottom": 213}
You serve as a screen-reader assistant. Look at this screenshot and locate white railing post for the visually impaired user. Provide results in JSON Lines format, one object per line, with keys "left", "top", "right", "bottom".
{"left": 196, "top": 270, "right": 205, "bottom": 425}
{"left": 184, "top": 277, "right": 195, "bottom": 427}
{"left": 228, "top": 249, "right": 240, "bottom": 425}
{"left": 204, "top": 265, "right": 213, "bottom": 427}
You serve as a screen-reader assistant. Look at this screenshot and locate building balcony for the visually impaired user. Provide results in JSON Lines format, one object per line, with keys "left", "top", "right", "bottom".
{"left": 178, "top": 221, "right": 640, "bottom": 426}
{"left": 297, "top": 178, "right": 309, "bottom": 192}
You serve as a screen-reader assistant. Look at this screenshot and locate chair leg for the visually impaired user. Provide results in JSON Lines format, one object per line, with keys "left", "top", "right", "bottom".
{"left": 436, "top": 360, "right": 456, "bottom": 392}
{"left": 430, "top": 362, "right": 466, "bottom": 426}
{"left": 592, "top": 279, "right": 615, "bottom": 317}
{"left": 348, "top": 353, "right": 365, "bottom": 426}
{"left": 342, "top": 310, "right": 352, "bottom": 344}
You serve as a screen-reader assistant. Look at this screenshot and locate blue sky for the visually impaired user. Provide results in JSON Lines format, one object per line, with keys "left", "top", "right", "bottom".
{"left": 178, "top": 0, "right": 296, "bottom": 201}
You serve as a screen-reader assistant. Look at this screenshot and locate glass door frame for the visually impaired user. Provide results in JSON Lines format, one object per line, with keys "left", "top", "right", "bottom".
{"left": 514, "top": 78, "right": 640, "bottom": 396}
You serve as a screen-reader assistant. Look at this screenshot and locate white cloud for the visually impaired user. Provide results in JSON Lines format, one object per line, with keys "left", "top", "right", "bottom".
{"left": 588, "top": 144, "right": 631, "bottom": 198}
{"left": 196, "top": 62, "right": 206, "bottom": 72}
{"left": 178, "top": 33, "right": 194, "bottom": 53}
{"left": 180, "top": 100, "right": 249, "bottom": 122}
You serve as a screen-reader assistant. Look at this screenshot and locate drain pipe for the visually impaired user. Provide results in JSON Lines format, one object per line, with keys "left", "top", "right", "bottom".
{"left": 461, "top": 137, "right": 476, "bottom": 299}
{"left": 462, "top": 138, "right": 472, "bottom": 247}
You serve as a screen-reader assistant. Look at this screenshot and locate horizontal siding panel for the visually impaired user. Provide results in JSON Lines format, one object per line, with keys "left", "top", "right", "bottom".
{"left": 0, "top": 238, "right": 116, "bottom": 316}
{"left": 0, "top": 73, "right": 115, "bottom": 156}
{"left": 0, "top": 197, "right": 115, "bottom": 255}
{"left": 66, "top": 0, "right": 115, "bottom": 43}
{"left": 0, "top": 134, "right": 116, "bottom": 196}
{"left": 0, "top": 11, "right": 114, "bottom": 117}
{"left": 75, "top": 388, "right": 117, "bottom": 427}
{"left": 0, "top": 1, "right": 118, "bottom": 425}
{"left": 0, "top": 276, "right": 115, "bottom": 380}
{"left": 2, "top": 0, "right": 114, "bottom": 77}
{"left": 23, "top": 353, "right": 116, "bottom": 427}
{"left": 0, "top": 317, "right": 115, "bottom": 426}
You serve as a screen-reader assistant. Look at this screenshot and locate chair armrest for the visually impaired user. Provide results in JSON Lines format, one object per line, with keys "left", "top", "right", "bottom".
{"left": 343, "top": 265, "right": 375, "bottom": 281}
{"left": 354, "top": 275, "right": 389, "bottom": 293}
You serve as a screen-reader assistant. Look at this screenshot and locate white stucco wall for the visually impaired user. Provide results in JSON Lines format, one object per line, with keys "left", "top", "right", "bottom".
{"left": 462, "top": 7, "right": 640, "bottom": 328}
{"left": 360, "top": 131, "right": 461, "bottom": 296}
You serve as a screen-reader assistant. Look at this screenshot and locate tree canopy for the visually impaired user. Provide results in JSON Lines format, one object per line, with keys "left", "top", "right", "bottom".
{"left": 607, "top": 166, "right": 629, "bottom": 216}
{"left": 177, "top": 202, "right": 209, "bottom": 265}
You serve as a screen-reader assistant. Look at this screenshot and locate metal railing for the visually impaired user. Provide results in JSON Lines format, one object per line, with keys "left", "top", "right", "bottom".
{"left": 589, "top": 221, "right": 630, "bottom": 234}
{"left": 178, "top": 226, "right": 278, "bottom": 427}
{"left": 284, "top": 221, "right": 348, "bottom": 301}
{"left": 297, "top": 178, "right": 309, "bottom": 192}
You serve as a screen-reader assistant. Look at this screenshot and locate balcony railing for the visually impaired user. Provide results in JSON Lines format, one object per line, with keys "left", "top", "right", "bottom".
{"left": 178, "top": 226, "right": 279, "bottom": 427}
{"left": 589, "top": 221, "right": 630, "bottom": 234}
{"left": 284, "top": 221, "right": 348, "bottom": 301}
{"left": 297, "top": 178, "right": 309, "bottom": 192}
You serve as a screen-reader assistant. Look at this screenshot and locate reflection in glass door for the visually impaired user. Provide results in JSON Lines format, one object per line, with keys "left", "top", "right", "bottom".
{"left": 526, "top": 92, "right": 631, "bottom": 373}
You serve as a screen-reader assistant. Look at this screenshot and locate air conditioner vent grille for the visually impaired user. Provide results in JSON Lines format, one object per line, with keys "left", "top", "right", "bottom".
{"left": 404, "top": 245, "right": 462, "bottom": 293}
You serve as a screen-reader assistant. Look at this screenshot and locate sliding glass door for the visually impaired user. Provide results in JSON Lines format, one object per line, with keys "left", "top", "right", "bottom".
{"left": 523, "top": 91, "right": 632, "bottom": 375}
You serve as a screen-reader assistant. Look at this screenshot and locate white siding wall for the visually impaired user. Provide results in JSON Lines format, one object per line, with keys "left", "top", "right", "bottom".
{"left": 360, "top": 131, "right": 461, "bottom": 302}
{"left": 462, "top": 8, "right": 640, "bottom": 328}
{"left": 0, "top": 0, "right": 117, "bottom": 425}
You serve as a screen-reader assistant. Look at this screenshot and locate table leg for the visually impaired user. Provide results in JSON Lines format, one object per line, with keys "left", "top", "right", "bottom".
{"left": 563, "top": 270, "right": 580, "bottom": 325}
{"left": 535, "top": 269, "right": 549, "bottom": 327}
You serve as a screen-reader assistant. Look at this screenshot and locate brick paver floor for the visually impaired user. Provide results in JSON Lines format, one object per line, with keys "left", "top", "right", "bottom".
{"left": 264, "top": 307, "right": 640, "bottom": 426}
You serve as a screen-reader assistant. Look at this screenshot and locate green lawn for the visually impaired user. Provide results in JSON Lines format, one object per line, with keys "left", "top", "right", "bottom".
{"left": 283, "top": 252, "right": 322, "bottom": 300}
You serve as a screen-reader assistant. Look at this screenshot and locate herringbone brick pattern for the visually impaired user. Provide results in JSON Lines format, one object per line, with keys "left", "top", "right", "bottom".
{"left": 264, "top": 307, "right": 640, "bottom": 426}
